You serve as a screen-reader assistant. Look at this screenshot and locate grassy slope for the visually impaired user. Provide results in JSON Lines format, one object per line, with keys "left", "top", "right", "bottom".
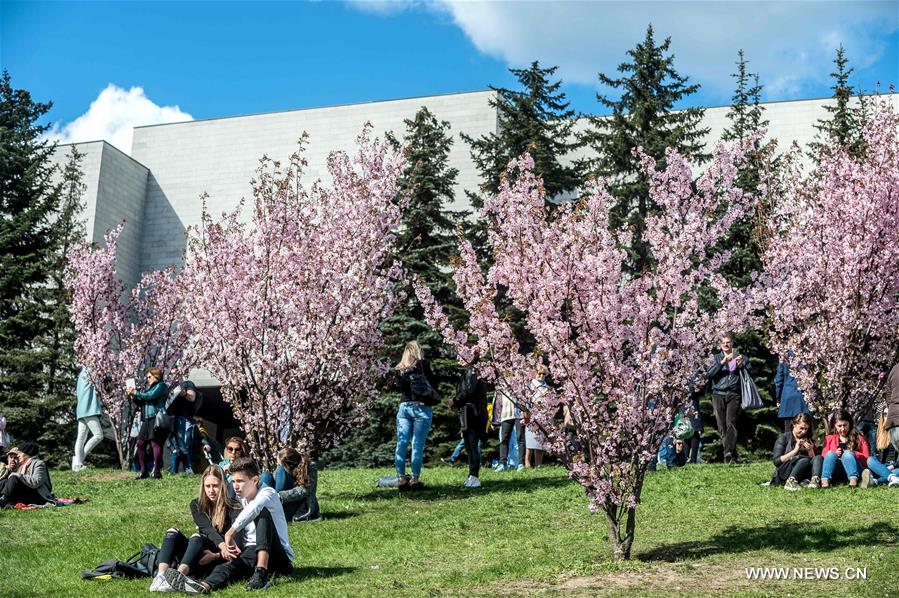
{"left": 1, "top": 463, "right": 897, "bottom": 597}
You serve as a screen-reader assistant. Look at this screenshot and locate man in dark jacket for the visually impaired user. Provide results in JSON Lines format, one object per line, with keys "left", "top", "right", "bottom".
{"left": 0, "top": 441, "right": 55, "bottom": 507}
{"left": 451, "top": 366, "right": 490, "bottom": 488}
{"left": 883, "top": 361, "right": 899, "bottom": 452}
{"left": 705, "top": 333, "right": 751, "bottom": 464}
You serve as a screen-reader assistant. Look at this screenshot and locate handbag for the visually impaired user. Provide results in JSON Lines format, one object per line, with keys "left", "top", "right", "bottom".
{"left": 409, "top": 363, "right": 440, "bottom": 406}
{"left": 739, "top": 369, "right": 763, "bottom": 410}
{"left": 152, "top": 385, "right": 179, "bottom": 436}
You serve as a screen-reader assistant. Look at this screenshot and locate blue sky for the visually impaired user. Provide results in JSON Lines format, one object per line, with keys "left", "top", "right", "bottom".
{"left": 2, "top": 1, "right": 897, "bottom": 152}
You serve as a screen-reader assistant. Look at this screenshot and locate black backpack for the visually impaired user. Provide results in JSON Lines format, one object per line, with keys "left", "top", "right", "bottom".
{"left": 409, "top": 363, "right": 440, "bottom": 406}
{"left": 81, "top": 543, "right": 160, "bottom": 580}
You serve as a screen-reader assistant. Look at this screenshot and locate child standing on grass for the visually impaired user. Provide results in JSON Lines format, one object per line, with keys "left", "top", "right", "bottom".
{"left": 819, "top": 410, "right": 870, "bottom": 488}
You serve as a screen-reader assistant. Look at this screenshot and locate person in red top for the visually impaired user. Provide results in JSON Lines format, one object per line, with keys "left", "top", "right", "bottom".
{"left": 819, "top": 410, "right": 870, "bottom": 488}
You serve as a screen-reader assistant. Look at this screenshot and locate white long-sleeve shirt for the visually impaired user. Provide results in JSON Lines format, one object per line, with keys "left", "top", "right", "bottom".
{"left": 232, "top": 486, "right": 294, "bottom": 561}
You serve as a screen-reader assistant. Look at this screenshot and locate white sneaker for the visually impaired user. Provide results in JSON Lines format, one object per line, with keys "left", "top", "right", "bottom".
{"left": 71, "top": 456, "right": 82, "bottom": 472}
{"left": 150, "top": 571, "right": 168, "bottom": 592}
{"left": 888, "top": 475, "right": 899, "bottom": 488}
{"left": 467, "top": 476, "right": 481, "bottom": 488}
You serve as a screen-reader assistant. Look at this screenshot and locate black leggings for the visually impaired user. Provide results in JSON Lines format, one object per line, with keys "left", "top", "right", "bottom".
{"left": 203, "top": 508, "right": 291, "bottom": 590}
{"left": 464, "top": 419, "right": 486, "bottom": 478}
{"left": 157, "top": 529, "right": 218, "bottom": 576}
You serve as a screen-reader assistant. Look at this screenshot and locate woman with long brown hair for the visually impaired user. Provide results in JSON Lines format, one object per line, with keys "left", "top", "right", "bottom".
{"left": 275, "top": 447, "right": 321, "bottom": 521}
{"left": 819, "top": 410, "right": 870, "bottom": 488}
{"left": 150, "top": 465, "right": 244, "bottom": 592}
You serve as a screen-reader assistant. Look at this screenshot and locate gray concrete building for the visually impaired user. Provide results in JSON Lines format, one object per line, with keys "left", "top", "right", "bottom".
{"left": 52, "top": 90, "right": 898, "bottom": 286}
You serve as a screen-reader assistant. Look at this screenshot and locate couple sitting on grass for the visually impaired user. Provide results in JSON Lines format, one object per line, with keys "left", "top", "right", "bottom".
{"left": 150, "top": 458, "right": 293, "bottom": 593}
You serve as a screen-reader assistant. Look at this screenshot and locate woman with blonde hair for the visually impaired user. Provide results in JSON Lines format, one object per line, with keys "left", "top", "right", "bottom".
{"left": 393, "top": 340, "right": 439, "bottom": 491}
{"left": 151, "top": 465, "right": 245, "bottom": 592}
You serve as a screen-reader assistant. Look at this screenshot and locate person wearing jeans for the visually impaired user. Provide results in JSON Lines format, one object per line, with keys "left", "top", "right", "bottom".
{"left": 394, "top": 401, "right": 433, "bottom": 485}
{"left": 392, "top": 341, "right": 438, "bottom": 491}
{"left": 495, "top": 384, "right": 525, "bottom": 472}
{"left": 820, "top": 410, "right": 870, "bottom": 488}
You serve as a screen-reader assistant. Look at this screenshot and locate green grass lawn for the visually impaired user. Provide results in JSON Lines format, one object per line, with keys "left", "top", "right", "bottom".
{"left": 1, "top": 463, "right": 897, "bottom": 597}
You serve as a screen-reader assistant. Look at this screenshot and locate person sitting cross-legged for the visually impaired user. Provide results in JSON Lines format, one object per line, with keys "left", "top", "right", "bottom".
{"left": 177, "top": 457, "right": 294, "bottom": 593}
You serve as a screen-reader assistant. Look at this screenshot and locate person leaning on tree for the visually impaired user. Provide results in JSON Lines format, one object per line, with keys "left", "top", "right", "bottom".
{"left": 705, "top": 333, "right": 750, "bottom": 464}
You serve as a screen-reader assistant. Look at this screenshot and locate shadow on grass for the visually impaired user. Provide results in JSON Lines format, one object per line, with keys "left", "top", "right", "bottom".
{"left": 319, "top": 511, "right": 359, "bottom": 521}
{"left": 345, "top": 473, "right": 573, "bottom": 502}
{"left": 287, "top": 566, "right": 357, "bottom": 582}
{"left": 637, "top": 522, "right": 899, "bottom": 562}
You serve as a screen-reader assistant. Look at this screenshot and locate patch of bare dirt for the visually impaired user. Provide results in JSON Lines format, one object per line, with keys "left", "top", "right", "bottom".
{"left": 80, "top": 470, "right": 133, "bottom": 482}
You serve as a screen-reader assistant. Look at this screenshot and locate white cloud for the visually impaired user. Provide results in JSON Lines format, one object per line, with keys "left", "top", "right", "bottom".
{"left": 48, "top": 84, "right": 192, "bottom": 154}
{"left": 352, "top": 0, "right": 898, "bottom": 102}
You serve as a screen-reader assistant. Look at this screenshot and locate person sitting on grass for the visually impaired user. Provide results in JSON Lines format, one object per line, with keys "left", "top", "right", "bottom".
{"left": 771, "top": 413, "right": 818, "bottom": 491}
{"left": 152, "top": 465, "right": 244, "bottom": 592}
{"left": 274, "top": 447, "right": 321, "bottom": 522}
{"left": 819, "top": 410, "right": 870, "bottom": 488}
{"left": 0, "top": 442, "right": 55, "bottom": 508}
{"left": 177, "top": 457, "right": 294, "bottom": 593}
{"left": 861, "top": 408, "right": 899, "bottom": 488}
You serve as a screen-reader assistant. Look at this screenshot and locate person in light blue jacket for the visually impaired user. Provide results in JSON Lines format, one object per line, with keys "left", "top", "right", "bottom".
{"left": 72, "top": 367, "right": 111, "bottom": 471}
{"left": 775, "top": 361, "right": 809, "bottom": 432}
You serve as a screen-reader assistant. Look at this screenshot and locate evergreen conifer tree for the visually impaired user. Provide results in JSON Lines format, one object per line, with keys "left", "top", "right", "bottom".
{"left": 580, "top": 25, "right": 709, "bottom": 273}
{"left": 0, "top": 71, "right": 74, "bottom": 462}
{"left": 462, "top": 61, "right": 582, "bottom": 207}
{"left": 812, "top": 45, "right": 868, "bottom": 158}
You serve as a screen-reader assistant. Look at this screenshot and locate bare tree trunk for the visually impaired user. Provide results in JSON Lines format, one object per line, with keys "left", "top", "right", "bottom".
{"left": 605, "top": 504, "right": 637, "bottom": 560}
{"left": 112, "top": 425, "right": 127, "bottom": 470}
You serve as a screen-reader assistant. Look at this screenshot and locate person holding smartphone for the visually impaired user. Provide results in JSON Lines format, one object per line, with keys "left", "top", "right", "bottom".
{"left": 820, "top": 410, "right": 870, "bottom": 488}
{"left": 706, "top": 333, "right": 751, "bottom": 464}
{"left": 771, "top": 413, "right": 818, "bottom": 490}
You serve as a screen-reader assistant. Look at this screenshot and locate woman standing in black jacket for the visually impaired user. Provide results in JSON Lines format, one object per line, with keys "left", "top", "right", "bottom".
{"left": 771, "top": 413, "right": 818, "bottom": 491}
{"left": 451, "top": 365, "right": 489, "bottom": 488}
{"left": 150, "top": 465, "right": 244, "bottom": 592}
{"left": 393, "top": 341, "right": 438, "bottom": 491}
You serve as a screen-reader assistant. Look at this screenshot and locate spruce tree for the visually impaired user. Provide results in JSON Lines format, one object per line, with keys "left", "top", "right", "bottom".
{"left": 0, "top": 71, "right": 68, "bottom": 462}
{"left": 462, "top": 61, "right": 582, "bottom": 206}
{"left": 813, "top": 46, "right": 868, "bottom": 158}
{"left": 324, "top": 107, "right": 466, "bottom": 467}
{"left": 580, "top": 25, "right": 709, "bottom": 273}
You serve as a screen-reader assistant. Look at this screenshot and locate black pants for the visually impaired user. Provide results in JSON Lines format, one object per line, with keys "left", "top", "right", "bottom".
{"left": 499, "top": 419, "right": 525, "bottom": 466}
{"left": 204, "top": 509, "right": 291, "bottom": 590}
{"left": 687, "top": 435, "right": 701, "bottom": 464}
{"left": 463, "top": 418, "right": 486, "bottom": 478}
{"left": 0, "top": 475, "right": 48, "bottom": 505}
{"left": 158, "top": 529, "right": 218, "bottom": 576}
{"left": 772, "top": 456, "right": 814, "bottom": 485}
{"left": 712, "top": 393, "right": 741, "bottom": 459}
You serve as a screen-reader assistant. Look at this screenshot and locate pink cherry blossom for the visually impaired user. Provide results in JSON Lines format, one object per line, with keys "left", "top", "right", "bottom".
{"left": 415, "top": 141, "right": 760, "bottom": 559}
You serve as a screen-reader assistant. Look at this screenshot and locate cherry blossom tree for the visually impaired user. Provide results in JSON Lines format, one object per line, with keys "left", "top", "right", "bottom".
{"left": 415, "top": 143, "right": 759, "bottom": 560}
{"left": 65, "top": 225, "right": 192, "bottom": 468}
{"left": 181, "top": 130, "right": 405, "bottom": 471}
{"left": 760, "top": 98, "right": 899, "bottom": 417}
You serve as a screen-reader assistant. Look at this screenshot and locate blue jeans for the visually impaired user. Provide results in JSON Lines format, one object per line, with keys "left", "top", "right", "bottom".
{"left": 450, "top": 438, "right": 465, "bottom": 461}
{"left": 395, "top": 402, "right": 433, "bottom": 478}
{"left": 168, "top": 416, "right": 195, "bottom": 473}
{"left": 822, "top": 451, "right": 860, "bottom": 482}
{"left": 866, "top": 455, "right": 897, "bottom": 485}
{"left": 857, "top": 420, "right": 877, "bottom": 456}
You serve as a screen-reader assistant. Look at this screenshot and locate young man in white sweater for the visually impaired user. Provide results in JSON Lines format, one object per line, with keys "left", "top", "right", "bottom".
{"left": 179, "top": 457, "right": 294, "bottom": 593}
